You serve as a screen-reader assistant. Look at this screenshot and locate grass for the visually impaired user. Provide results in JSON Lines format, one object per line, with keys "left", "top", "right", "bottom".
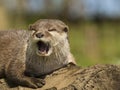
{"left": 68, "top": 22, "right": 120, "bottom": 67}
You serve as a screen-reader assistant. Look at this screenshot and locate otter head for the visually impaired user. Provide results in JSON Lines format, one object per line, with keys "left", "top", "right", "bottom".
{"left": 28, "top": 19, "right": 69, "bottom": 56}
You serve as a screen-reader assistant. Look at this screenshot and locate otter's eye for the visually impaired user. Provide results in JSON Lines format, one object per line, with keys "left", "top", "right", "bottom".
{"left": 63, "top": 27, "right": 68, "bottom": 33}
{"left": 48, "top": 29, "right": 56, "bottom": 32}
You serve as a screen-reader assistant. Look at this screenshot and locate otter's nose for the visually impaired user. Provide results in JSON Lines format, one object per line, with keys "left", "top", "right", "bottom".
{"left": 36, "top": 33, "right": 44, "bottom": 38}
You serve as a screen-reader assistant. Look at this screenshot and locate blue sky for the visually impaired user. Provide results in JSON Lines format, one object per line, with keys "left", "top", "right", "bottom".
{"left": 84, "top": 0, "right": 120, "bottom": 17}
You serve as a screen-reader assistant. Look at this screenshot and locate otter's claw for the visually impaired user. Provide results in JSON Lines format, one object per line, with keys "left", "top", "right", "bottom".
{"left": 30, "top": 78, "right": 45, "bottom": 88}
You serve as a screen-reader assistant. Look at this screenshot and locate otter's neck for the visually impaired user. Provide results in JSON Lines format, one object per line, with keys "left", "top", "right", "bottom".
{"left": 26, "top": 41, "right": 71, "bottom": 75}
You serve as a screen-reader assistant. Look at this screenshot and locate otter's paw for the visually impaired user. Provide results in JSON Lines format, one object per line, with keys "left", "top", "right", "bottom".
{"left": 29, "top": 78, "right": 45, "bottom": 88}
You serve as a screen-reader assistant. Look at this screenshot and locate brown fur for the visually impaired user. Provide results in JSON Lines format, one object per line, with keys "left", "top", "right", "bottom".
{"left": 0, "top": 19, "right": 76, "bottom": 88}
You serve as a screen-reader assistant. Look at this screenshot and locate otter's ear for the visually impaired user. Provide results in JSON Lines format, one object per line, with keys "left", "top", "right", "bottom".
{"left": 63, "top": 26, "right": 69, "bottom": 33}
{"left": 28, "top": 24, "right": 36, "bottom": 31}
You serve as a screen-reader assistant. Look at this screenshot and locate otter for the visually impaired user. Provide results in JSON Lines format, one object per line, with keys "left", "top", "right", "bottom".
{"left": 0, "top": 19, "right": 76, "bottom": 88}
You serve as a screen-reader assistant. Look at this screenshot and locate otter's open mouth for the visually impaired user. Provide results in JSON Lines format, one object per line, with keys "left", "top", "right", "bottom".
{"left": 37, "top": 41, "right": 51, "bottom": 56}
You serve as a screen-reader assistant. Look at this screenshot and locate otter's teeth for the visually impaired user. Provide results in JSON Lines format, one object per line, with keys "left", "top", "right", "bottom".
{"left": 37, "top": 41, "right": 50, "bottom": 54}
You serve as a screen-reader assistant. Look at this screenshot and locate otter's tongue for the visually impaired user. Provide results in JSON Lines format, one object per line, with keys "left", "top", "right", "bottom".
{"left": 37, "top": 41, "right": 49, "bottom": 53}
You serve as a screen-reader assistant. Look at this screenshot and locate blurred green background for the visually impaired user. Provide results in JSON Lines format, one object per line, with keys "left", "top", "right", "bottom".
{"left": 1, "top": 0, "right": 120, "bottom": 66}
